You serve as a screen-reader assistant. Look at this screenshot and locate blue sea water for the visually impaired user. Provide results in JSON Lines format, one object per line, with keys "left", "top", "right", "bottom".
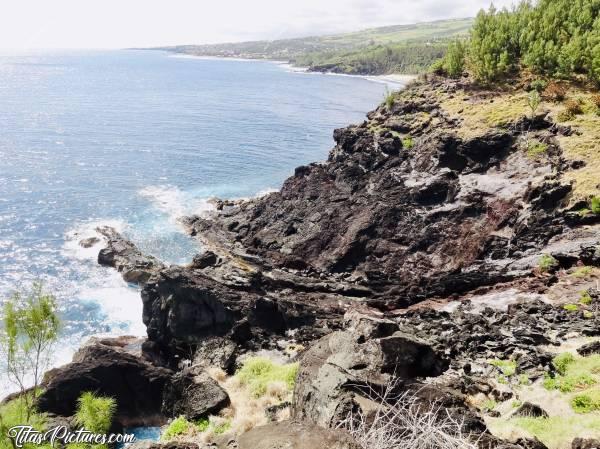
{"left": 0, "top": 50, "right": 396, "bottom": 395}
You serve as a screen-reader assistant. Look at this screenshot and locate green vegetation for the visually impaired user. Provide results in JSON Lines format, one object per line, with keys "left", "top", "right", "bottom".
{"left": 466, "top": 1, "right": 600, "bottom": 84}
{"left": 442, "top": 40, "right": 466, "bottom": 77}
{"left": 482, "top": 399, "right": 497, "bottom": 412}
{"left": 538, "top": 254, "right": 558, "bottom": 272}
{"left": 592, "top": 196, "right": 600, "bottom": 214}
{"left": 572, "top": 266, "right": 594, "bottom": 278}
{"left": 528, "top": 90, "right": 541, "bottom": 118}
{"left": 563, "top": 304, "right": 579, "bottom": 312}
{"left": 525, "top": 139, "right": 548, "bottom": 159}
{"left": 162, "top": 416, "right": 193, "bottom": 440}
{"left": 402, "top": 137, "right": 415, "bottom": 149}
{"left": 489, "top": 359, "right": 517, "bottom": 376}
{"left": 235, "top": 357, "right": 299, "bottom": 398}
{"left": 74, "top": 392, "right": 116, "bottom": 434}
{"left": 543, "top": 353, "right": 599, "bottom": 394}
{"left": 0, "top": 394, "right": 48, "bottom": 449}
{"left": 580, "top": 291, "right": 593, "bottom": 305}
{"left": 1, "top": 282, "right": 60, "bottom": 418}
{"left": 571, "top": 390, "right": 600, "bottom": 413}
{"left": 489, "top": 415, "right": 600, "bottom": 449}
{"left": 161, "top": 416, "right": 232, "bottom": 441}
{"left": 384, "top": 88, "right": 395, "bottom": 109}
{"left": 162, "top": 18, "right": 474, "bottom": 75}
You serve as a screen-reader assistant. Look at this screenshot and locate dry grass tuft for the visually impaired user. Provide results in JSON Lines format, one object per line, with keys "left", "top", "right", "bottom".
{"left": 337, "top": 381, "right": 477, "bottom": 449}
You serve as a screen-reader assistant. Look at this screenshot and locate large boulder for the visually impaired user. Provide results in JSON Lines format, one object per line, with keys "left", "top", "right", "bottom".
{"left": 38, "top": 338, "right": 172, "bottom": 425}
{"left": 161, "top": 369, "right": 230, "bottom": 420}
{"left": 233, "top": 421, "right": 361, "bottom": 449}
{"left": 291, "top": 311, "right": 449, "bottom": 427}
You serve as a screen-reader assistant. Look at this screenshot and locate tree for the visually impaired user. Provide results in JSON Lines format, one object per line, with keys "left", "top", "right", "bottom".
{"left": 1, "top": 282, "right": 60, "bottom": 419}
{"left": 444, "top": 40, "right": 466, "bottom": 78}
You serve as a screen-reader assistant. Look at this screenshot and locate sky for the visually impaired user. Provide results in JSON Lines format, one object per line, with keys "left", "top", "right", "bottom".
{"left": 0, "top": 0, "right": 517, "bottom": 50}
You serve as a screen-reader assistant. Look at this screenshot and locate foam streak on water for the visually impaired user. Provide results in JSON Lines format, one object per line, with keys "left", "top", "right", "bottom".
{"left": 0, "top": 50, "right": 390, "bottom": 398}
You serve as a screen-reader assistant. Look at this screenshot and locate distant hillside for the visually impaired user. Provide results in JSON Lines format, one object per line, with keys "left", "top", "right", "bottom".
{"left": 156, "top": 18, "right": 473, "bottom": 75}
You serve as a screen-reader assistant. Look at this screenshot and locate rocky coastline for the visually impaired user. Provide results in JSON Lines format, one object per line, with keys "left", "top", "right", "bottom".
{"left": 36, "top": 76, "right": 600, "bottom": 448}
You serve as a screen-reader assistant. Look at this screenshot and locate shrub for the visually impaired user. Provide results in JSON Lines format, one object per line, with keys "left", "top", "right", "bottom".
{"left": 571, "top": 390, "right": 600, "bottom": 413}
{"left": 384, "top": 88, "right": 395, "bottom": 109}
{"left": 564, "top": 304, "right": 579, "bottom": 312}
{"left": 591, "top": 196, "right": 600, "bottom": 214}
{"left": 444, "top": 40, "right": 466, "bottom": 78}
{"left": 0, "top": 394, "right": 47, "bottom": 449}
{"left": 542, "top": 82, "right": 567, "bottom": 102}
{"left": 538, "top": 254, "right": 558, "bottom": 272}
{"left": 402, "top": 137, "right": 414, "bottom": 149}
{"left": 526, "top": 140, "right": 548, "bottom": 159}
{"left": 162, "top": 416, "right": 192, "bottom": 440}
{"left": 572, "top": 266, "right": 593, "bottom": 278}
{"left": 1, "top": 282, "right": 60, "bottom": 418}
{"left": 553, "top": 353, "right": 575, "bottom": 375}
{"left": 490, "top": 359, "right": 517, "bottom": 376}
{"left": 74, "top": 392, "right": 116, "bottom": 434}
{"left": 519, "top": 374, "right": 531, "bottom": 385}
{"left": 580, "top": 291, "right": 593, "bottom": 305}
{"left": 583, "top": 310, "right": 594, "bottom": 319}
{"left": 482, "top": 399, "right": 497, "bottom": 412}
{"left": 564, "top": 99, "right": 583, "bottom": 116}
{"left": 528, "top": 90, "right": 541, "bottom": 118}
{"left": 530, "top": 79, "right": 547, "bottom": 93}
{"left": 338, "top": 383, "right": 477, "bottom": 449}
{"left": 429, "top": 59, "right": 446, "bottom": 76}
{"left": 236, "top": 357, "right": 299, "bottom": 398}
{"left": 591, "top": 94, "right": 600, "bottom": 109}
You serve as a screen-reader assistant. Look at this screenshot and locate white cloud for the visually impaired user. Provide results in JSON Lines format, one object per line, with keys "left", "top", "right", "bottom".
{"left": 0, "top": 0, "right": 517, "bottom": 50}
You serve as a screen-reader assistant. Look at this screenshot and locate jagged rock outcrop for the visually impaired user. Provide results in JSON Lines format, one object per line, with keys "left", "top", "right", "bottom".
{"left": 38, "top": 337, "right": 172, "bottom": 425}
{"left": 292, "top": 311, "right": 448, "bottom": 427}
{"left": 37, "top": 337, "right": 230, "bottom": 426}
{"left": 161, "top": 368, "right": 230, "bottom": 420}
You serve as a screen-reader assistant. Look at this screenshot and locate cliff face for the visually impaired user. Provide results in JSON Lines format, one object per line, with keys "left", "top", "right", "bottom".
{"left": 56, "top": 76, "right": 600, "bottom": 448}
{"left": 186, "top": 77, "right": 596, "bottom": 310}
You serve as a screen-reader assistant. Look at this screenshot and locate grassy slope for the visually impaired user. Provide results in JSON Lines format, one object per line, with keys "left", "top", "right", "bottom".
{"left": 157, "top": 18, "right": 473, "bottom": 74}
{"left": 435, "top": 78, "right": 600, "bottom": 202}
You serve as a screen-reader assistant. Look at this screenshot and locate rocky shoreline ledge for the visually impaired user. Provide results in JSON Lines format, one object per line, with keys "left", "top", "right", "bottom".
{"left": 37, "top": 76, "right": 600, "bottom": 448}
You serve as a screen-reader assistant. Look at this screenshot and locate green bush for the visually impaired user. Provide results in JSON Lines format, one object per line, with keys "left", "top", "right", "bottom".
{"left": 580, "top": 291, "right": 593, "bottom": 305}
{"left": 236, "top": 357, "right": 299, "bottom": 398}
{"left": 402, "top": 137, "right": 415, "bottom": 149}
{"left": 467, "top": 0, "right": 600, "bottom": 85}
{"left": 571, "top": 390, "right": 600, "bottom": 413}
{"left": 490, "top": 359, "right": 517, "bottom": 376}
{"left": 384, "top": 88, "right": 395, "bottom": 109}
{"left": 443, "top": 40, "right": 466, "bottom": 78}
{"left": 553, "top": 353, "right": 575, "bottom": 375}
{"left": 162, "top": 416, "right": 193, "bottom": 440}
{"left": 0, "top": 395, "right": 48, "bottom": 449}
{"left": 564, "top": 303, "right": 579, "bottom": 312}
{"left": 526, "top": 140, "right": 548, "bottom": 159}
{"left": 591, "top": 196, "right": 600, "bottom": 214}
{"left": 572, "top": 266, "right": 593, "bottom": 278}
{"left": 538, "top": 254, "right": 558, "bottom": 272}
{"left": 74, "top": 392, "right": 116, "bottom": 434}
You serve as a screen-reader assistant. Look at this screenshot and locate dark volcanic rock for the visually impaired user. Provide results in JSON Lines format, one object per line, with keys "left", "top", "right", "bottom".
{"left": 185, "top": 78, "right": 583, "bottom": 309}
{"left": 161, "top": 369, "right": 230, "bottom": 420}
{"left": 292, "top": 311, "right": 448, "bottom": 427}
{"left": 513, "top": 402, "right": 549, "bottom": 418}
{"left": 577, "top": 340, "right": 600, "bottom": 356}
{"left": 97, "top": 226, "right": 164, "bottom": 285}
{"left": 38, "top": 338, "right": 172, "bottom": 426}
{"left": 572, "top": 438, "right": 600, "bottom": 449}
{"left": 233, "top": 421, "right": 361, "bottom": 449}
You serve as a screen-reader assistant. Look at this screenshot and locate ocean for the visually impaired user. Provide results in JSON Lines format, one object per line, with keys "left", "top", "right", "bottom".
{"left": 0, "top": 50, "right": 398, "bottom": 396}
